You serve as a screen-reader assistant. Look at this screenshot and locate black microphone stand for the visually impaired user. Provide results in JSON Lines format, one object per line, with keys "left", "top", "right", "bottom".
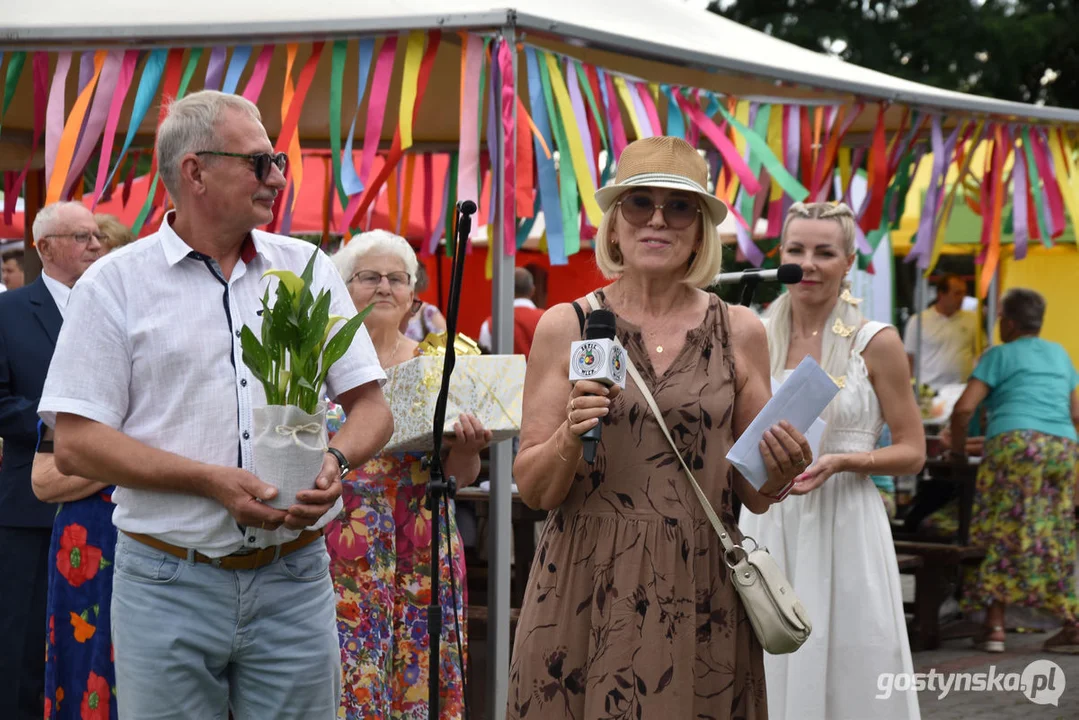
{"left": 425, "top": 199, "right": 476, "bottom": 720}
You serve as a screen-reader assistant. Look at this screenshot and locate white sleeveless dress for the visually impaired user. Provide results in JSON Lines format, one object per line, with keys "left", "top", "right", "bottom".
{"left": 740, "top": 321, "right": 920, "bottom": 720}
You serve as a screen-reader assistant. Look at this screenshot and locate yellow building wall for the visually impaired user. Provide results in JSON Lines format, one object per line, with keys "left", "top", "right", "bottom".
{"left": 999, "top": 246, "right": 1079, "bottom": 369}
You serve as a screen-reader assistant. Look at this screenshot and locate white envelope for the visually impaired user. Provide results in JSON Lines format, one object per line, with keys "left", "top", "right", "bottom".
{"left": 726, "top": 355, "right": 839, "bottom": 490}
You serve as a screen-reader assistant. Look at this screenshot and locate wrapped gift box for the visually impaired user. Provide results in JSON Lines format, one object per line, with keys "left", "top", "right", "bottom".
{"left": 382, "top": 354, "right": 526, "bottom": 453}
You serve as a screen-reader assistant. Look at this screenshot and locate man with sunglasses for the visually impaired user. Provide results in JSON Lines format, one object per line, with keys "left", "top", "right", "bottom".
{"left": 0, "top": 201, "right": 104, "bottom": 720}
{"left": 38, "top": 91, "right": 393, "bottom": 720}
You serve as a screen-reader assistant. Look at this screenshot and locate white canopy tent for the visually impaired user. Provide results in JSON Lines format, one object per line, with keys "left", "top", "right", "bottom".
{"left": 6, "top": 3, "right": 1079, "bottom": 714}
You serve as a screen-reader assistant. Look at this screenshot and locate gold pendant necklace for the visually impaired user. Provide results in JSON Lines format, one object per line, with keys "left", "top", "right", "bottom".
{"left": 656, "top": 344, "right": 664, "bottom": 353}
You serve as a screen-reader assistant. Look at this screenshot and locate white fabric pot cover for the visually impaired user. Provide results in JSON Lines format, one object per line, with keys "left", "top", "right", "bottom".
{"left": 251, "top": 402, "right": 328, "bottom": 511}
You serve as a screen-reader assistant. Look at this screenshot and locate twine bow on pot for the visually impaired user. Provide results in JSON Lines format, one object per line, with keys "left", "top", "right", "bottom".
{"left": 274, "top": 422, "right": 327, "bottom": 451}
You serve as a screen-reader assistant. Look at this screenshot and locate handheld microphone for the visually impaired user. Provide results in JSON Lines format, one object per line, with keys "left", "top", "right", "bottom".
{"left": 568, "top": 309, "right": 627, "bottom": 465}
{"left": 714, "top": 264, "right": 803, "bottom": 285}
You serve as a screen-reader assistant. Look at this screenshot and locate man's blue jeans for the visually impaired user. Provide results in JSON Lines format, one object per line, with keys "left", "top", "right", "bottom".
{"left": 111, "top": 532, "right": 341, "bottom": 719}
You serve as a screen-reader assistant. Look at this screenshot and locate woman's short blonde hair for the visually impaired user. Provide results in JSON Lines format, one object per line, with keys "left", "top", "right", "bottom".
{"left": 593, "top": 192, "right": 723, "bottom": 289}
{"left": 95, "top": 213, "right": 134, "bottom": 251}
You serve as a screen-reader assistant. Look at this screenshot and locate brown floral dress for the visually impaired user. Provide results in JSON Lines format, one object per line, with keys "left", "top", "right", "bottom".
{"left": 507, "top": 291, "right": 766, "bottom": 720}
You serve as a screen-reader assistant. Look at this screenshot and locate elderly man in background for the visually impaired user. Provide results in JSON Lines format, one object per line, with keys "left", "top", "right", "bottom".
{"left": 39, "top": 90, "right": 393, "bottom": 719}
{"left": 0, "top": 202, "right": 103, "bottom": 720}
{"left": 905, "top": 273, "right": 978, "bottom": 391}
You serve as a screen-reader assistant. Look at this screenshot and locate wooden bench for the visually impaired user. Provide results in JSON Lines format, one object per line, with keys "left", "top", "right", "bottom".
{"left": 895, "top": 541, "right": 986, "bottom": 651}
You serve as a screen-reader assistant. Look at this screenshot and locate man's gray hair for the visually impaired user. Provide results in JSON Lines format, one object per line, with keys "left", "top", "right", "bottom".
{"left": 156, "top": 90, "right": 262, "bottom": 196}
{"left": 31, "top": 201, "right": 88, "bottom": 243}
{"left": 1001, "top": 287, "right": 1046, "bottom": 334}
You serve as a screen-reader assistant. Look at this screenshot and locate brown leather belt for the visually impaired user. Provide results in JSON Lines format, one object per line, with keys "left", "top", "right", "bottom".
{"left": 122, "top": 529, "right": 323, "bottom": 571}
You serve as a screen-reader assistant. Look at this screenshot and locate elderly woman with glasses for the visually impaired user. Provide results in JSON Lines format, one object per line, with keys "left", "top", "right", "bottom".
{"left": 949, "top": 288, "right": 1079, "bottom": 655}
{"left": 507, "top": 137, "right": 813, "bottom": 720}
{"left": 326, "top": 230, "right": 491, "bottom": 720}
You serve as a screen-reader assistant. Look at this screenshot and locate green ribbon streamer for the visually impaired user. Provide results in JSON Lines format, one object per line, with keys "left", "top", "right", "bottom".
{"left": 132, "top": 49, "right": 204, "bottom": 236}
{"left": 0, "top": 52, "right": 27, "bottom": 138}
{"left": 572, "top": 60, "right": 613, "bottom": 188}
{"left": 739, "top": 104, "right": 772, "bottom": 222}
{"left": 443, "top": 153, "right": 459, "bottom": 258}
{"left": 328, "top": 40, "right": 348, "bottom": 208}
{"left": 1019, "top": 127, "right": 1052, "bottom": 246}
{"left": 476, "top": 38, "right": 491, "bottom": 201}
{"left": 537, "top": 52, "right": 580, "bottom": 256}
{"left": 713, "top": 101, "right": 809, "bottom": 202}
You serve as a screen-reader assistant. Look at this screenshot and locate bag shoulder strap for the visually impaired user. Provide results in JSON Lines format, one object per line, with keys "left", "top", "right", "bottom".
{"left": 571, "top": 300, "right": 587, "bottom": 337}
{"left": 588, "top": 291, "right": 739, "bottom": 556}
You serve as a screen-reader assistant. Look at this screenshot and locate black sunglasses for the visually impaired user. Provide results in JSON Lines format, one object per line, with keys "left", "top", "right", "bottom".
{"left": 195, "top": 151, "right": 288, "bottom": 182}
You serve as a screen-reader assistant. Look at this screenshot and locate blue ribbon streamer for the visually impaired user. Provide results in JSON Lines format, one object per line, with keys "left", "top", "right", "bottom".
{"left": 221, "top": 46, "right": 252, "bottom": 95}
{"left": 100, "top": 48, "right": 167, "bottom": 193}
{"left": 525, "top": 47, "right": 566, "bottom": 265}
{"left": 341, "top": 38, "right": 376, "bottom": 197}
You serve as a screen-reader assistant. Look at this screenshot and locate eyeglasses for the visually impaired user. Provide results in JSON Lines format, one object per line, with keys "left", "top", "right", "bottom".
{"left": 41, "top": 232, "right": 106, "bottom": 244}
{"left": 349, "top": 270, "right": 412, "bottom": 290}
{"left": 195, "top": 151, "right": 288, "bottom": 183}
{"left": 617, "top": 192, "right": 701, "bottom": 230}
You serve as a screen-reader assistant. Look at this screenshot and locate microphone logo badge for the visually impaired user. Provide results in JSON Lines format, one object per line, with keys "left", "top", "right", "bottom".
{"left": 573, "top": 342, "right": 605, "bottom": 378}
{"left": 609, "top": 345, "right": 626, "bottom": 385}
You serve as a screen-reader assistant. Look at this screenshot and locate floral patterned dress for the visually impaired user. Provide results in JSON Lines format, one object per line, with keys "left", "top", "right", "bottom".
{"left": 325, "top": 405, "right": 468, "bottom": 720}
{"left": 44, "top": 488, "right": 117, "bottom": 720}
{"left": 959, "top": 430, "right": 1079, "bottom": 621}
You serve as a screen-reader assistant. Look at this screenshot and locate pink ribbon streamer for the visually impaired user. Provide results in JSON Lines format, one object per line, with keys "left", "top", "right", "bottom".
{"left": 1030, "top": 129, "right": 1067, "bottom": 237}
{"left": 675, "top": 90, "right": 760, "bottom": 195}
{"left": 783, "top": 105, "right": 800, "bottom": 214}
{"left": 456, "top": 34, "right": 482, "bottom": 206}
{"left": 91, "top": 50, "right": 139, "bottom": 209}
{"left": 62, "top": 50, "right": 125, "bottom": 200}
{"left": 636, "top": 82, "right": 663, "bottom": 138}
{"left": 1012, "top": 138, "right": 1029, "bottom": 260}
{"left": 601, "top": 71, "right": 628, "bottom": 160}
{"left": 44, "top": 52, "right": 73, "bottom": 186}
{"left": 359, "top": 37, "right": 397, "bottom": 186}
{"left": 204, "top": 46, "right": 228, "bottom": 91}
{"left": 241, "top": 45, "right": 275, "bottom": 102}
{"left": 565, "top": 59, "right": 597, "bottom": 189}
{"left": 499, "top": 41, "right": 516, "bottom": 255}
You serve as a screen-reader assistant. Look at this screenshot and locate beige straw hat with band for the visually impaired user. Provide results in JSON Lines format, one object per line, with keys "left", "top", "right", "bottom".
{"left": 594, "top": 136, "right": 729, "bottom": 225}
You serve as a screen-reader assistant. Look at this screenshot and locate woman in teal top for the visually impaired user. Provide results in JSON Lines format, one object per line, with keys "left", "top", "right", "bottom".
{"left": 950, "top": 287, "right": 1079, "bottom": 655}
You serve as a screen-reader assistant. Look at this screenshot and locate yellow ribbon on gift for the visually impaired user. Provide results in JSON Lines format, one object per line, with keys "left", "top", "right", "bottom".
{"left": 416, "top": 331, "right": 483, "bottom": 357}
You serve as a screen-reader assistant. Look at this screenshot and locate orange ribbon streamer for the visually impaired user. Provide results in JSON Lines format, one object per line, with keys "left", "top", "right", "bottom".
{"left": 47, "top": 51, "right": 107, "bottom": 204}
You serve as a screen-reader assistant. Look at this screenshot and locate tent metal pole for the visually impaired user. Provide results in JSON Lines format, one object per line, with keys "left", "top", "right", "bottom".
{"left": 985, "top": 268, "right": 999, "bottom": 348}
{"left": 487, "top": 21, "right": 517, "bottom": 718}
{"left": 915, "top": 272, "right": 926, "bottom": 389}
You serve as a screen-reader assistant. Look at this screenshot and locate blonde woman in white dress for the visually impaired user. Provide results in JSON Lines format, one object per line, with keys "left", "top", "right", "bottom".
{"left": 740, "top": 202, "right": 925, "bottom": 720}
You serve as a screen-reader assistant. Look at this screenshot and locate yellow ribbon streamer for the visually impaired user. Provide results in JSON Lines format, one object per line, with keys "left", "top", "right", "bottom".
{"left": 544, "top": 54, "right": 603, "bottom": 226}
{"left": 838, "top": 147, "right": 852, "bottom": 197}
{"left": 399, "top": 31, "right": 425, "bottom": 150}
{"left": 612, "top": 75, "right": 644, "bottom": 140}
{"left": 47, "top": 51, "right": 108, "bottom": 204}
{"left": 767, "top": 107, "right": 785, "bottom": 202}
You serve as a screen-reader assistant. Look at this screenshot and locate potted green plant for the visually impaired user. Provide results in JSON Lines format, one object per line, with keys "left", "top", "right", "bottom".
{"left": 240, "top": 252, "right": 373, "bottom": 511}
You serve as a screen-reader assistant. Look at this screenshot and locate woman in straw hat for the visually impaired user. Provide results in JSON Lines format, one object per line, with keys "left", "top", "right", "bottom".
{"left": 507, "top": 136, "right": 812, "bottom": 719}
{"left": 741, "top": 202, "right": 925, "bottom": 719}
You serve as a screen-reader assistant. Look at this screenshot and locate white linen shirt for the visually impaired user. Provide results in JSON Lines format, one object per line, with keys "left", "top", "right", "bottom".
{"left": 38, "top": 213, "right": 386, "bottom": 557}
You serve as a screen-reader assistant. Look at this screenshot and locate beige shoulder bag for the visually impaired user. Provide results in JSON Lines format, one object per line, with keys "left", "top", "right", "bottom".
{"left": 584, "top": 293, "right": 812, "bottom": 654}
